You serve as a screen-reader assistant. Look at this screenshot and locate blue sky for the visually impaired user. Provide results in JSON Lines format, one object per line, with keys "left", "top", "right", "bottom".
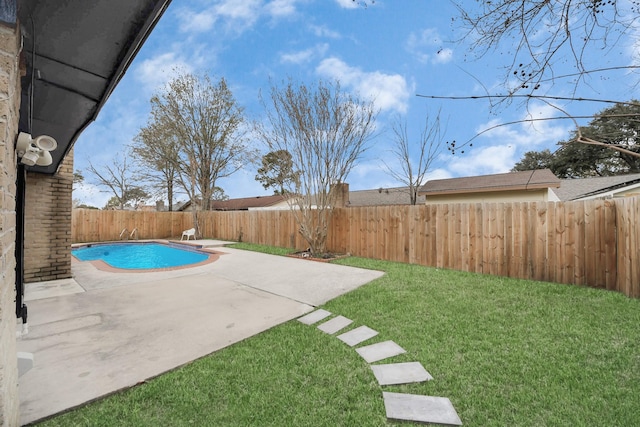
{"left": 73, "top": 0, "right": 640, "bottom": 207}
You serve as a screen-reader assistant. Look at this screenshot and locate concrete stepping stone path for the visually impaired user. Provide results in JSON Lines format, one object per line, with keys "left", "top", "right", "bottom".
{"left": 337, "top": 325, "right": 378, "bottom": 347}
{"left": 297, "top": 309, "right": 332, "bottom": 325}
{"left": 317, "top": 315, "right": 353, "bottom": 334}
{"left": 371, "top": 362, "right": 433, "bottom": 386}
{"left": 296, "top": 311, "right": 463, "bottom": 425}
{"left": 383, "top": 392, "right": 462, "bottom": 426}
{"left": 356, "top": 340, "right": 406, "bottom": 363}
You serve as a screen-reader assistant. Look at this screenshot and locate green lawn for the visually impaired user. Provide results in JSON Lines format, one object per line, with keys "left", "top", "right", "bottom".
{"left": 38, "top": 244, "right": 640, "bottom": 427}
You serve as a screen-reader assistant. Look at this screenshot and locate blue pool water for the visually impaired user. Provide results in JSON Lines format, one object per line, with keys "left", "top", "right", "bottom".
{"left": 72, "top": 243, "right": 209, "bottom": 270}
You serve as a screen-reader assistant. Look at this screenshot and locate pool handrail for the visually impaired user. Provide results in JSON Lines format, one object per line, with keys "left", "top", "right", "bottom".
{"left": 119, "top": 228, "right": 129, "bottom": 240}
{"left": 130, "top": 228, "right": 138, "bottom": 240}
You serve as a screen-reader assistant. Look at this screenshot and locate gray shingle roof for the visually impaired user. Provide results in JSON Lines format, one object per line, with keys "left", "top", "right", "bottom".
{"left": 419, "top": 169, "right": 560, "bottom": 195}
{"left": 348, "top": 187, "right": 423, "bottom": 206}
{"left": 554, "top": 173, "right": 640, "bottom": 201}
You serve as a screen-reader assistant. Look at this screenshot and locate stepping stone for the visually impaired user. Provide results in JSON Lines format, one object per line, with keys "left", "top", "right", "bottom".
{"left": 371, "top": 362, "right": 433, "bottom": 385}
{"left": 298, "top": 309, "right": 332, "bottom": 325}
{"left": 317, "top": 315, "right": 353, "bottom": 334}
{"left": 356, "top": 340, "right": 406, "bottom": 363}
{"left": 337, "top": 325, "right": 378, "bottom": 346}
{"left": 383, "top": 392, "right": 462, "bottom": 426}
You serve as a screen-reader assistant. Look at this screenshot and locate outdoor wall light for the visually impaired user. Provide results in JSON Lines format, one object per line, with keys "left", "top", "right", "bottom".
{"left": 16, "top": 132, "right": 57, "bottom": 166}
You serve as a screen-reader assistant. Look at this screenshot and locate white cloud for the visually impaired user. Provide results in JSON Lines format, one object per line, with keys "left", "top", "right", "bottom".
{"left": 176, "top": 8, "right": 217, "bottom": 32}
{"left": 177, "top": 0, "right": 306, "bottom": 35}
{"left": 309, "top": 24, "right": 341, "bottom": 39}
{"left": 217, "top": 167, "right": 271, "bottom": 198}
{"left": 406, "top": 28, "right": 453, "bottom": 65}
{"left": 433, "top": 48, "right": 453, "bottom": 64}
{"left": 280, "top": 43, "right": 328, "bottom": 64}
{"left": 334, "top": 0, "right": 358, "bottom": 9}
{"left": 134, "top": 52, "right": 194, "bottom": 92}
{"left": 626, "top": 20, "right": 640, "bottom": 68}
{"left": 444, "top": 102, "right": 571, "bottom": 177}
{"left": 176, "top": 0, "right": 262, "bottom": 34}
{"left": 73, "top": 182, "right": 112, "bottom": 209}
{"left": 475, "top": 103, "right": 569, "bottom": 148}
{"left": 216, "top": 0, "right": 261, "bottom": 21}
{"left": 447, "top": 144, "right": 518, "bottom": 176}
{"left": 265, "top": 0, "right": 300, "bottom": 17}
{"left": 424, "top": 168, "right": 453, "bottom": 182}
{"left": 316, "top": 57, "right": 411, "bottom": 113}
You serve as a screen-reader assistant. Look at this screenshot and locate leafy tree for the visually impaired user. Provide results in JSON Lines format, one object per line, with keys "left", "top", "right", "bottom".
{"left": 255, "top": 150, "right": 298, "bottom": 195}
{"left": 512, "top": 101, "right": 640, "bottom": 177}
{"left": 142, "top": 72, "right": 253, "bottom": 237}
{"left": 73, "top": 170, "right": 84, "bottom": 186}
{"left": 103, "top": 196, "right": 122, "bottom": 210}
{"left": 512, "top": 149, "right": 555, "bottom": 172}
{"left": 102, "top": 186, "right": 149, "bottom": 210}
{"left": 255, "top": 78, "right": 378, "bottom": 255}
{"left": 513, "top": 145, "right": 619, "bottom": 178}
{"left": 125, "top": 187, "right": 150, "bottom": 208}
{"left": 132, "top": 120, "right": 180, "bottom": 211}
{"left": 382, "top": 111, "right": 445, "bottom": 205}
{"left": 578, "top": 101, "right": 640, "bottom": 170}
{"left": 75, "top": 203, "right": 99, "bottom": 210}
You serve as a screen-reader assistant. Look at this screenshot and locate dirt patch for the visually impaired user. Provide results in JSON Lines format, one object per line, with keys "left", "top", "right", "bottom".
{"left": 287, "top": 250, "right": 350, "bottom": 263}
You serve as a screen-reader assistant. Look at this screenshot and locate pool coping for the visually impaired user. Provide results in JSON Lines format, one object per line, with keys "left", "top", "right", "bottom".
{"left": 71, "top": 240, "right": 224, "bottom": 273}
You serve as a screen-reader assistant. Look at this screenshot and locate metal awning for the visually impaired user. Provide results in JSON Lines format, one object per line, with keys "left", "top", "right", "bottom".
{"left": 17, "top": 0, "right": 172, "bottom": 174}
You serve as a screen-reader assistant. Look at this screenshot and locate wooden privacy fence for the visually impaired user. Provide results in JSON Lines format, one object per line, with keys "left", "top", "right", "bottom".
{"left": 72, "top": 197, "right": 640, "bottom": 298}
{"left": 72, "top": 209, "right": 191, "bottom": 242}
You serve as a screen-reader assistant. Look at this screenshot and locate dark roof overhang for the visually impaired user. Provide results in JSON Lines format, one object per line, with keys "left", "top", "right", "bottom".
{"left": 17, "top": 0, "right": 172, "bottom": 174}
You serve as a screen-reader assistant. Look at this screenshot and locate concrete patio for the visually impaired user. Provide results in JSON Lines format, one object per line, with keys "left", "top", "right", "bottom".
{"left": 16, "top": 241, "right": 384, "bottom": 425}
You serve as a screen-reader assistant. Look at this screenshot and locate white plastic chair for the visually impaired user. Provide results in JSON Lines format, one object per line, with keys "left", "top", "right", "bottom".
{"left": 181, "top": 228, "right": 196, "bottom": 241}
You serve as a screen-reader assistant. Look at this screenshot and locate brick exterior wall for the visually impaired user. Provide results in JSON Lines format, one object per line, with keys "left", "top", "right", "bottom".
{"left": 0, "top": 22, "right": 21, "bottom": 427}
{"left": 23, "top": 150, "right": 73, "bottom": 283}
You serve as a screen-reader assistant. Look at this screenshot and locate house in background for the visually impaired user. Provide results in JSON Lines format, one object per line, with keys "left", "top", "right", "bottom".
{"left": 177, "top": 195, "right": 291, "bottom": 211}
{"left": 554, "top": 173, "right": 640, "bottom": 200}
{"left": 419, "top": 169, "right": 640, "bottom": 204}
{"left": 348, "top": 186, "right": 426, "bottom": 206}
{"left": 207, "top": 185, "right": 423, "bottom": 210}
{"left": 419, "top": 169, "right": 561, "bottom": 204}
{"left": 213, "top": 194, "right": 290, "bottom": 211}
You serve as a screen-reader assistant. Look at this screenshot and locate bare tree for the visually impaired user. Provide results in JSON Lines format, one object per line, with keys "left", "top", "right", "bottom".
{"left": 255, "top": 78, "right": 378, "bottom": 255}
{"left": 382, "top": 111, "right": 445, "bottom": 205}
{"left": 144, "top": 72, "right": 252, "bottom": 236}
{"left": 132, "top": 120, "right": 180, "bottom": 211}
{"left": 455, "top": 0, "right": 640, "bottom": 95}
{"left": 428, "top": 1, "right": 640, "bottom": 156}
{"left": 87, "top": 154, "right": 141, "bottom": 210}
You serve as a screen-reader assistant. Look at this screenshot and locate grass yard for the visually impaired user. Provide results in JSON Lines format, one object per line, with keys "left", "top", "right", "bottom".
{"left": 38, "top": 244, "right": 640, "bottom": 427}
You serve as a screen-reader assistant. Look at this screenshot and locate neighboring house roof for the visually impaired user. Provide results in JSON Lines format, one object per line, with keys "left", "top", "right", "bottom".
{"left": 419, "top": 169, "right": 560, "bottom": 196}
{"left": 348, "top": 186, "right": 424, "bottom": 206}
{"left": 211, "top": 195, "right": 288, "bottom": 211}
{"left": 17, "top": 0, "right": 172, "bottom": 174}
{"left": 178, "top": 195, "right": 289, "bottom": 211}
{"left": 553, "top": 173, "right": 640, "bottom": 201}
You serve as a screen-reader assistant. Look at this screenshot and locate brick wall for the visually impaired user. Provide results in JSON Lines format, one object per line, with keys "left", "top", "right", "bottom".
{"left": 23, "top": 150, "right": 73, "bottom": 283}
{"left": 0, "top": 21, "right": 21, "bottom": 427}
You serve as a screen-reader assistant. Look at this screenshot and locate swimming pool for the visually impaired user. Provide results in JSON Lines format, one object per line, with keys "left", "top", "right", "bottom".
{"left": 72, "top": 242, "right": 210, "bottom": 270}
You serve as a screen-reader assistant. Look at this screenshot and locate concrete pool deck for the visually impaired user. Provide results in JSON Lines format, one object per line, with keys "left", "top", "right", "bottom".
{"left": 17, "top": 241, "right": 384, "bottom": 425}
